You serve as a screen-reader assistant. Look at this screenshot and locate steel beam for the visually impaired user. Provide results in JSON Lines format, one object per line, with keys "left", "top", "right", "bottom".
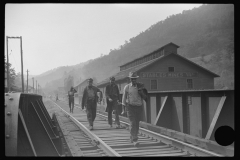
{"left": 154, "top": 96, "right": 168, "bottom": 125}
{"left": 205, "top": 96, "right": 226, "bottom": 140}
{"left": 5, "top": 93, "right": 21, "bottom": 156}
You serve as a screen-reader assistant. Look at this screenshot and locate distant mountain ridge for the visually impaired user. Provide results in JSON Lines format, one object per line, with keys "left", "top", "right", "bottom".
{"left": 38, "top": 4, "right": 233, "bottom": 94}
{"left": 33, "top": 60, "right": 90, "bottom": 88}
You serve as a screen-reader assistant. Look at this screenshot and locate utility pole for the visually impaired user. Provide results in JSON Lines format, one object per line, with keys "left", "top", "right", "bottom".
{"left": 6, "top": 36, "right": 24, "bottom": 92}
{"left": 26, "top": 70, "right": 29, "bottom": 93}
{"left": 36, "top": 80, "right": 37, "bottom": 94}
{"left": 32, "top": 77, "right": 34, "bottom": 93}
{"left": 6, "top": 36, "right": 10, "bottom": 92}
{"left": 20, "top": 36, "right": 24, "bottom": 93}
{"left": 38, "top": 84, "right": 40, "bottom": 95}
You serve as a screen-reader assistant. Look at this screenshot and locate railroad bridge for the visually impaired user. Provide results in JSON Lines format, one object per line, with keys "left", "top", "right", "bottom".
{"left": 5, "top": 89, "right": 234, "bottom": 156}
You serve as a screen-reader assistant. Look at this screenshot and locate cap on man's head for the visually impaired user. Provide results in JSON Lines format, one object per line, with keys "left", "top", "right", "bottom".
{"left": 128, "top": 72, "right": 139, "bottom": 79}
{"left": 109, "top": 76, "right": 115, "bottom": 81}
{"left": 88, "top": 78, "right": 93, "bottom": 82}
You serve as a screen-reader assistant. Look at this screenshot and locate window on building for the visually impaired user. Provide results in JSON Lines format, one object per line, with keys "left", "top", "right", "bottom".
{"left": 187, "top": 79, "right": 193, "bottom": 89}
{"left": 168, "top": 67, "right": 174, "bottom": 72}
{"left": 119, "top": 84, "right": 121, "bottom": 91}
{"left": 150, "top": 79, "right": 158, "bottom": 90}
{"left": 153, "top": 53, "right": 156, "bottom": 59}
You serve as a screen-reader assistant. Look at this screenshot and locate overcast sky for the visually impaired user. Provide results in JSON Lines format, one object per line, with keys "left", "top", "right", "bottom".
{"left": 5, "top": 3, "right": 202, "bottom": 75}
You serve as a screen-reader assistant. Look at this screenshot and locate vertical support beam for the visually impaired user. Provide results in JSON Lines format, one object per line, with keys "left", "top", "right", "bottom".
{"left": 142, "top": 100, "right": 147, "bottom": 122}
{"left": 182, "top": 93, "right": 189, "bottom": 134}
{"left": 154, "top": 96, "right": 168, "bottom": 125}
{"left": 201, "top": 92, "right": 208, "bottom": 138}
{"left": 150, "top": 96, "right": 156, "bottom": 124}
{"left": 205, "top": 96, "right": 226, "bottom": 140}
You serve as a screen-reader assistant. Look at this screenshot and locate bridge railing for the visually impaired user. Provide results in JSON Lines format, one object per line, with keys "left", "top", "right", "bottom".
{"left": 5, "top": 93, "right": 63, "bottom": 156}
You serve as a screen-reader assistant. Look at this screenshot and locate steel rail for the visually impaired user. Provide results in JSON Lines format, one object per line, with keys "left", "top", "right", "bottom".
{"left": 51, "top": 101, "right": 121, "bottom": 157}
{"left": 51, "top": 101, "right": 224, "bottom": 156}
{"left": 95, "top": 112, "right": 224, "bottom": 157}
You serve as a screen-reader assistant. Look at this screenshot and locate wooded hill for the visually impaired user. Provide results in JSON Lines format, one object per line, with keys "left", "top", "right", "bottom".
{"left": 38, "top": 4, "right": 234, "bottom": 94}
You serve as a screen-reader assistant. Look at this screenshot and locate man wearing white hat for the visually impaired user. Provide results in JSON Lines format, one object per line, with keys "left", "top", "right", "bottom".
{"left": 122, "top": 72, "right": 148, "bottom": 147}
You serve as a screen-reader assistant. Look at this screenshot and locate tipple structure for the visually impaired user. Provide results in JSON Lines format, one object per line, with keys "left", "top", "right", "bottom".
{"left": 5, "top": 89, "right": 234, "bottom": 156}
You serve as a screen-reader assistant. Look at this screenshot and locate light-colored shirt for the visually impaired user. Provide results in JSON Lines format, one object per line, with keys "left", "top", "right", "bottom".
{"left": 122, "top": 83, "right": 143, "bottom": 106}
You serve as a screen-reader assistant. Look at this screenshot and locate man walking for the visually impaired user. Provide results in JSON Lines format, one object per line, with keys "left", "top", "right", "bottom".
{"left": 68, "top": 87, "right": 77, "bottom": 113}
{"left": 82, "top": 78, "right": 102, "bottom": 130}
{"left": 105, "top": 77, "right": 121, "bottom": 129}
{"left": 122, "top": 72, "right": 148, "bottom": 147}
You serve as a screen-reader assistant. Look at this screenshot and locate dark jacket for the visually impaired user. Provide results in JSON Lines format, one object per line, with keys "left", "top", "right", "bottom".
{"left": 105, "top": 83, "right": 120, "bottom": 102}
{"left": 105, "top": 83, "right": 120, "bottom": 112}
{"left": 137, "top": 82, "right": 148, "bottom": 102}
{"left": 81, "top": 85, "right": 102, "bottom": 109}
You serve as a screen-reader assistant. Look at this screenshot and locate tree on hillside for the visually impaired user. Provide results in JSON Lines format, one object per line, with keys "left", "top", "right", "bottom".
{"left": 5, "top": 57, "right": 16, "bottom": 90}
{"left": 208, "top": 37, "right": 234, "bottom": 89}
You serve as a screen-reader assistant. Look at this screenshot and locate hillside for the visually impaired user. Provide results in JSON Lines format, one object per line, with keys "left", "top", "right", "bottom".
{"left": 39, "top": 4, "right": 234, "bottom": 94}
{"left": 32, "top": 60, "right": 90, "bottom": 88}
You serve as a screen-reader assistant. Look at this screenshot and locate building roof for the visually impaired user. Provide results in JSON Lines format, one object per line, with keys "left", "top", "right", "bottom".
{"left": 74, "top": 79, "right": 88, "bottom": 89}
{"left": 97, "top": 52, "right": 219, "bottom": 87}
{"left": 97, "top": 56, "right": 164, "bottom": 87}
{"left": 119, "top": 42, "right": 180, "bottom": 67}
{"left": 74, "top": 78, "right": 97, "bottom": 89}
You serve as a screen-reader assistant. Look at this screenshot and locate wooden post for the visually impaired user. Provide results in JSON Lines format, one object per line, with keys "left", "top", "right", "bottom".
{"left": 32, "top": 77, "right": 34, "bottom": 93}
{"left": 26, "top": 70, "right": 29, "bottom": 93}
{"left": 36, "top": 80, "right": 37, "bottom": 94}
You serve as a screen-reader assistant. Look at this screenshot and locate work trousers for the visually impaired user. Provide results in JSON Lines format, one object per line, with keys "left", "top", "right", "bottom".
{"left": 69, "top": 98, "right": 74, "bottom": 111}
{"left": 86, "top": 99, "right": 97, "bottom": 126}
{"left": 126, "top": 104, "right": 143, "bottom": 142}
{"left": 108, "top": 100, "right": 120, "bottom": 126}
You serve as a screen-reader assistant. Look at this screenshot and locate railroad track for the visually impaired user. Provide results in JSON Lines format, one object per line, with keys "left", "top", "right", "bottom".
{"left": 43, "top": 98, "right": 224, "bottom": 157}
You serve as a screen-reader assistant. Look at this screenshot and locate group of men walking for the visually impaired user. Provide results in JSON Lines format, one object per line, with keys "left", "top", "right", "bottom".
{"left": 67, "top": 71, "right": 148, "bottom": 147}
